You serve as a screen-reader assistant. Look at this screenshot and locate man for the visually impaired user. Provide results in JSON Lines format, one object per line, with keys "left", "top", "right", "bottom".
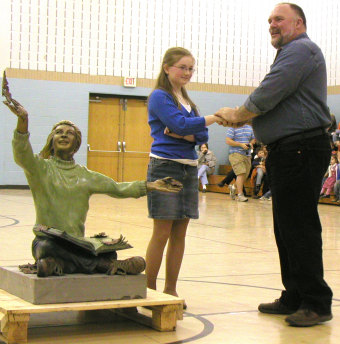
{"left": 226, "top": 124, "right": 255, "bottom": 202}
{"left": 215, "top": 3, "right": 333, "bottom": 327}
{"left": 3, "top": 93, "right": 182, "bottom": 278}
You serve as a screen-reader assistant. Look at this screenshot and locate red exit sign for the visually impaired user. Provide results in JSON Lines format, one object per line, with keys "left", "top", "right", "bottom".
{"left": 124, "top": 77, "right": 137, "bottom": 87}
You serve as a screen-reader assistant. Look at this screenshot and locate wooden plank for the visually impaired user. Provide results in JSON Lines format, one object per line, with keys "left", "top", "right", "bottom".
{"left": 1, "top": 314, "right": 30, "bottom": 344}
{"left": 0, "top": 288, "right": 182, "bottom": 315}
{"left": 0, "top": 288, "right": 184, "bottom": 341}
{"left": 115, "top": 304, "right": 183, "bottom": 332}
{"left": 151, "top": 305, "right": 181, "bottom": 331}
{"left": 0, "top": 313, "right": 7, "bottom": 332}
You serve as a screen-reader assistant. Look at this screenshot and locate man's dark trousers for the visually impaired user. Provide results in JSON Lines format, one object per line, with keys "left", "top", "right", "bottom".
{"left": 266, "top": 133, "right": 333, "bottom": 315}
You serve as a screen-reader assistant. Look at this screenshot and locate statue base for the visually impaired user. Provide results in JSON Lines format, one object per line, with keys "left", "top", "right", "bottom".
{"left": 0, "top": 266, "right": 146, "bottom": 304}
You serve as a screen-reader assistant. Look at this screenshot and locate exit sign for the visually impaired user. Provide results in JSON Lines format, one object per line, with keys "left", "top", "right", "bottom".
{"left": 124, "top": 77, "right": 137, "bottom": 87}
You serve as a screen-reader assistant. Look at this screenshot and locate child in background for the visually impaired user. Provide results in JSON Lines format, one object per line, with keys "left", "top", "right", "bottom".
{"left": 251, "top": 148, "right": 266, "bottom": 199}
{"left": 320, "top": 155, "right": 339, "bottom": 199}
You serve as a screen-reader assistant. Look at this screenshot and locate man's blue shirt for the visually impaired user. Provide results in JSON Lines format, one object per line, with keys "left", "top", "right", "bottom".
{"left": 245, "top": 33, "right": 331, "bottom": 145}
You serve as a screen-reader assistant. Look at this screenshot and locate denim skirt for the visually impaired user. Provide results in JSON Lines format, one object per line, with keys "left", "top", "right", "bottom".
{"left": 147, "top": 157, "right": 199, "bottom": 219}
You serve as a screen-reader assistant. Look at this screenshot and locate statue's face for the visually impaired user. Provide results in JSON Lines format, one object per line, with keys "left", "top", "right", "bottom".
{"left": 52, "top": 124, "right": 78, "bottom": 159}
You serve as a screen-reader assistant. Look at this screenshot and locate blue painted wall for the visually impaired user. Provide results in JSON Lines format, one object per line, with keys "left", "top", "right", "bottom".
{"left": 1, "top": 77, "right": 340, "bottom": 185}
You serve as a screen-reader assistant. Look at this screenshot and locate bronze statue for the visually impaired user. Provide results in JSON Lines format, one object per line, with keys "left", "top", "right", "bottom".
{"left": 2, "top": 71, "right": 182, "bottom": 277}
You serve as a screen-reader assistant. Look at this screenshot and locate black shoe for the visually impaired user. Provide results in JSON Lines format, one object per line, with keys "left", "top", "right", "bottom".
{"left": 217, "top": 182, "right": 225, "bottom": 187}
{"left": 202, "top": 189, "right": 206, "bottom": 193}
{"left": 319, "top": 194, "right": 330, "bottom": 199}
{"left": 258, "top": 299, "right": 295, "bottom": 315}
{"left": 285, "top": 309, "right": 333, "bottom": 327}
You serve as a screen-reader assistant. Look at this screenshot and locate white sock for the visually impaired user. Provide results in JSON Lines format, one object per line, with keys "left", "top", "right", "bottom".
{"left": 203, "top": 185, "right": 206, "bottom": 189}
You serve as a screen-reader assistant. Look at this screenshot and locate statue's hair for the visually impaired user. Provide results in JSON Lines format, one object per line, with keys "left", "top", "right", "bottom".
{"left": 39, "top": 120, "right": 82, "bottom": 159}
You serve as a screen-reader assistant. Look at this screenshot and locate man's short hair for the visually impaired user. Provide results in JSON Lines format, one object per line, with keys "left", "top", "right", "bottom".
{"left": 281, "top": 2, "right": 307, "bottom": 29}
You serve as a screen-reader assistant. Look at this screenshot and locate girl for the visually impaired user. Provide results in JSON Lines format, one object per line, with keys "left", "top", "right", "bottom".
{"left": 320, "top": 155, "right": 339, "bottom": 198}
{"left": 146, "top": 47, "right": 220, "bottom": 307}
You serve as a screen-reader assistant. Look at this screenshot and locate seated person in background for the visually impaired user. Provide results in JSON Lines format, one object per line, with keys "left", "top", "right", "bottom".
{"left": 328, "top": 111, "right": 337, "bottom": 137}
{"left": 332, "top": 171, "right": 340, "bottom": 203}
{"left": 197, "top": 143, "right": 217, "bottom": 192}
{"left": 251, "top": 148, "right": 267, "bottom": 199}
{"left": 3, "top": 94, "right": 182, "bottom": 278}
{"left": 320, "top": 155, "right": 339, "bottom": 199}
{"left": 332, "top": 129, "right": 340, "bottom": 161}
{"left": 260, "top": 189, "right": 272, "bottom": 202}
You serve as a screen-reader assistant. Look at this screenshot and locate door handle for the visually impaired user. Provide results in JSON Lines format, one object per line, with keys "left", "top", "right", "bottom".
{"left": 121, "top": 142, "right": 149, "bottom": 153}
{"left": 87, "top": 144, "right": 121, "bottom": 153}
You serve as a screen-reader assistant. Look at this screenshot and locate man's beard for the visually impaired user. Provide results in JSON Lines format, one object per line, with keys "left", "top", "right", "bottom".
{"left": 271, "top": 35, "right": 284, "bottom": 49}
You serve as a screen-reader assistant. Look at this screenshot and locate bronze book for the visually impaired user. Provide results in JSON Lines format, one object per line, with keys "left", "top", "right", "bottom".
{"left": 36, "top": 227, "right": 133, "bottom": 256}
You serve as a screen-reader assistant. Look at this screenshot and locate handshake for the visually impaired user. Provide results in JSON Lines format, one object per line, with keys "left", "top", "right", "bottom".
{"left": 213, "top": 105, "right": 255, "bottom": 128}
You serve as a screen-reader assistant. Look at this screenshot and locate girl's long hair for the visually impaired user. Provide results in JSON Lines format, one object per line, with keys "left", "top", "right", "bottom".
{"left": 151, "top": 47, "right": 198, "bottom": 116}
{"left": 39, "top": 120, "right": 82, "bottom": 159}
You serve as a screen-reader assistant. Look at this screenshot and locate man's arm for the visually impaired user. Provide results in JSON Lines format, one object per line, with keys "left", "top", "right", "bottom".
{"left": 215, "top": 105, "right": 258, "bottom": 127}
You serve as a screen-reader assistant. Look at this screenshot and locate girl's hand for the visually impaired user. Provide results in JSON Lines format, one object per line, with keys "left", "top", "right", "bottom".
{"left": 164, "top": 127, "right": 183, "bottom": 139}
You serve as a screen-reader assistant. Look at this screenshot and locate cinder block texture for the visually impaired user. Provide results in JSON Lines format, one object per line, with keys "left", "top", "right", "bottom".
{"left": 0, "top": 266, "right": 147, "bottom": 304}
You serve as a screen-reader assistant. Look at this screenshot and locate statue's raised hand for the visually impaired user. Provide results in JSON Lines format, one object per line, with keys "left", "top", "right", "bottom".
{"left": 3, "top": 98, "right": 28, "bottom": 120}
{"left": 147, "top": 177, "right": 183, "bottom": 193}
{"left": 2, "top": 70, "right": 28, "bottom": 120}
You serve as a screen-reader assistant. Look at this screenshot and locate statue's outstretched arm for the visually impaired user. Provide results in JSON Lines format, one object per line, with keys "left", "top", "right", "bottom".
{"left": 2, "top": 70, "right": 28, "bottom": 134}
{"left": 147, "top": 177, "right": 183, "bottom": 193}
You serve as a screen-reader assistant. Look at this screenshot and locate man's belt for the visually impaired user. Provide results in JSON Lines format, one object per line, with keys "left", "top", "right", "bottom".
{"left": 269, "top": 127, "right": 328, "bottom": 146}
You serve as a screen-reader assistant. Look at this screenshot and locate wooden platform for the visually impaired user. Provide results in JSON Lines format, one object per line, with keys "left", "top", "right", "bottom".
{"left": 0, "top": 288, "right": 184, "bottom": 344}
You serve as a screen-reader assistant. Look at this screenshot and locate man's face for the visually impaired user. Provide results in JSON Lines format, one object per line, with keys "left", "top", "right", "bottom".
{"left": 52, "top": 124, "right": 78, "bottom": 158}
{"left": 268, "top": 4, "right": 302, "bottom": 49}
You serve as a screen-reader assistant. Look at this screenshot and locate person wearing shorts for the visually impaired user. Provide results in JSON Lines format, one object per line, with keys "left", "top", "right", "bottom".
{"left": 226, "top": 124, "right": 255, "bottom": 202}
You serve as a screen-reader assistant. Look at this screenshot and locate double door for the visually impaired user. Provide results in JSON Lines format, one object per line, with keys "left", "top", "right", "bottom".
{"left": 87, "top": 97, "right": 152, "bottom": 182}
